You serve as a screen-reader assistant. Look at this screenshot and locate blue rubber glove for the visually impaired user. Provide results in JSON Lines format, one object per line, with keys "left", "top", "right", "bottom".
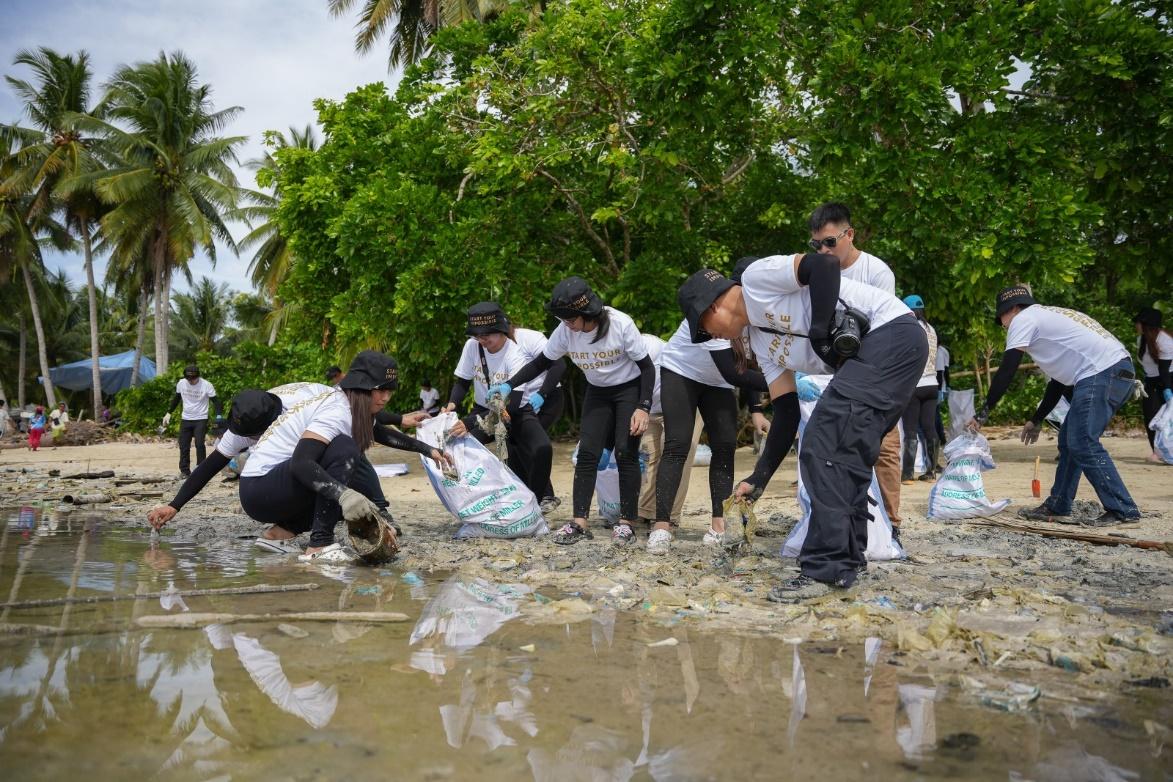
{"left": 597, "top": 448, "right": 612, "bottom": 470}
{"left": 795, "top": 374, "right": 822, "bottom": 402}
{"left": 1164, "top": 388, "right": 1172, "bottom": 404}
{"left": 488, "top": 382, "right": 512, "bottom": 399}
{"left": 938, "top": 389, "right": 946, "bottom": 404}
{"left": 529, "top": 390, "right": 545, "bottom": 413}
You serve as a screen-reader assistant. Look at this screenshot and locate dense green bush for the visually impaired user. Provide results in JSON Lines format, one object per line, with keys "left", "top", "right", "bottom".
{"left": 114, "top": 342, "right": 325, "bottom": 433}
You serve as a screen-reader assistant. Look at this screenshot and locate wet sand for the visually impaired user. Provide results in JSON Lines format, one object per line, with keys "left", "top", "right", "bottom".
{"left": 2, "top": 429, "right": 1171, "bottom": 695}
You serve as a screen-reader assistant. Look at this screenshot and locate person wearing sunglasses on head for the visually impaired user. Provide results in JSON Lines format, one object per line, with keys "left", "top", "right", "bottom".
{"left": 968, "top": 286, "right": 1139, "bottom": 525}
{"left": 492, "top": 277, "right": 655, "bottom": 546}
{"left": 679, "top": 254, "right": 925, "bottom": 600}
{"left": 808, "top": 202, "right": 905, "bottom": 536}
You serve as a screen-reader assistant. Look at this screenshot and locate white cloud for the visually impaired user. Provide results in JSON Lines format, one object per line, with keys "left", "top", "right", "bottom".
{"left": 1, "top": 0, "right": 401, "bottom": 296}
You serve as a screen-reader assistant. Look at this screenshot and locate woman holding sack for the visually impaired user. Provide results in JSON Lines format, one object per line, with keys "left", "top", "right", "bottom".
{"left": 493, "top": 277, "right": 655, "bottom": 546}
{"left": 238, "top": 350, "right": 452, "bottom": 563}
{"left": 899, "top": 294, "right": 940, "bottom": 483}
{"left": 1134, "top": 307, "right": 1173, "bottom": 462}
{"left": 444, "top": 302, "right": 557, "bottom": 510}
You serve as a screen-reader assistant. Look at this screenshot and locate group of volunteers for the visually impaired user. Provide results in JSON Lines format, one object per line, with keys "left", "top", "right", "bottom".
{"left": 144, "top": 200, "right": 1167, "bottom": 601}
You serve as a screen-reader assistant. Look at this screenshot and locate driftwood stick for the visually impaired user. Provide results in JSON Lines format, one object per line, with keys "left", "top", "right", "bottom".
{"left": 969, "top": 516, "right": 1172, "bottom": 553}
{"left": 136, "top": 611, "right": 409, "bottom": 629}
{"left": 0, "top": 582, "right": 321, "bottom": 610}
{"left": 63, "top": 470, "right": 116, "bottom": 479}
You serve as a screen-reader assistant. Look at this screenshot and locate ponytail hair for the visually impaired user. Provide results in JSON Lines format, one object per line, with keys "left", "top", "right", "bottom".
{"left": 343, "top": 388, "right": 374, "bottom": 452}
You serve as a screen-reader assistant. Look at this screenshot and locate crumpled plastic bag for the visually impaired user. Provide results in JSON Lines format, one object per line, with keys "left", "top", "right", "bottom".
{"left": 927, "top": 433, "right": 1011, "bottom": 520}
{"left": 409, "top": 575, "right": 532, "bottom": 650}
{"left": 1150, "top": 400, "right": 1173, "bottom": 464}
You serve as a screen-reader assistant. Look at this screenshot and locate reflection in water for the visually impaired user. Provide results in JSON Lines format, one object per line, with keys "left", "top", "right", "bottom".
{"left": 0, "top": 512, "right": 1158, "bottom": 781}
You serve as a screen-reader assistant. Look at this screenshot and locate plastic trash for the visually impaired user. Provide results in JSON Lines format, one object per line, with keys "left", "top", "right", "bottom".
{"left": 416, "top": 413, "right": 548, "bottom": 539}
{"left": 571, "top": 443, "right": 647, "bottom": 524}
{"left": 693, "top": 444, "right": 712, "bottom": 466}
{"left": 232, "top": 633, "right": 338, "bottom": 729}
{"left": 410, "top": 575, "right": 532, "bottom": 650}
{"left": 927, "top": 433, "right": 1012, "bottom": 520}
{"left": 947, "top": 389, "right": 975, "bottom": 441}
{"left": 1150, "top": 400, "right": 1173, "bottom": 464}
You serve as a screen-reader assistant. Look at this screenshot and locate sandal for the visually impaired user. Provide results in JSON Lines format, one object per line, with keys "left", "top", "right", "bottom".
{"left": 297, "top": 543, "right": 356, "bottom": 564}
{"left": 553, "top": 522, "right": 593, "bottom": 546}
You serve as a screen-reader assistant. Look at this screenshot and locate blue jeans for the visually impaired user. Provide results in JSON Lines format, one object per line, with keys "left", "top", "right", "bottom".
{"left": 1046, "top": 358, "right": 1138, "bottom": 518}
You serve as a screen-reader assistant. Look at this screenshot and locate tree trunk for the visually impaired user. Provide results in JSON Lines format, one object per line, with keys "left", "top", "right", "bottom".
{"left": 21, "top": 262, "right": 57, "bottom": 408}
{"left": 152, "top": 228, "right": 168, "bottom": 374}
{"left": 130, "top": 287, "right": 148, "bottom": 387}
{"left": 162, "top": 270, "right": 172, "bottom": 369}
{"left": 18, "top": 312, "right": 27, "bottom": 409}
{"left": 82, "top": 226, "right": 103, "bottom": 417}
{"left": 268, "top": 320, "right": 278, "bottom": 346}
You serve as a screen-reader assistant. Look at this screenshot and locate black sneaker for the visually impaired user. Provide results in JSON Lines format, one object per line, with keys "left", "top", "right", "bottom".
{"left": 539, "top": 496, "right": 561, "bottom": 515}
{"left": 1017, "top": 503, "right": 1068, "bottom": 522}
{"left": 179, "top": 470, "right": 191, "bottom": 478}
{"left": 1083, "top": 510, "right": 1137, "bottom": 527}
{"left": 917, "top": 471, "right": 936, "bottom": 482}
{"left": 767, "top": 575, "right": 832, "bottom": 602}
{"left": 553, "top": 522, "right": 593, "bottom": 545}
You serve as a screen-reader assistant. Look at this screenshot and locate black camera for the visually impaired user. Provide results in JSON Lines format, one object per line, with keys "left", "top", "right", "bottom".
{"left": 830, "top": 306, "right": 871, "bottom": 359}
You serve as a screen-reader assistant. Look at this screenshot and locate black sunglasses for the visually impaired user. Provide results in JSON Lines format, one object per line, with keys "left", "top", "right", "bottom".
{"left": 808, "top": 227, "right": 849, "bottom": 252}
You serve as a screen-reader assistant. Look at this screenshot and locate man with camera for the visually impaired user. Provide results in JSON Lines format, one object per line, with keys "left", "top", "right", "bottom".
{"left": 678, "top": 253, "right": 926, "bottom": 599}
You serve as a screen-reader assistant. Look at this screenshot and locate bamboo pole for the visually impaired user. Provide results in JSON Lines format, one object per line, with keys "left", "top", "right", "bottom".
{"left": 136, "top": 611, "right": 409, "bottom": 629}
{"left": 0, "top": 582, "right": 321, "bottom": 610}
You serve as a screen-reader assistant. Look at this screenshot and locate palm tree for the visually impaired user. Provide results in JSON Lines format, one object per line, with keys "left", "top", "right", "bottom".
{"left": 0, "top": 133, "right": 70, "bottom": 408}
{"left": 236, "top": 125, "right": 317, "bottom": 345}
{"left": 78, "top": 51, "right": 245, "bottom": 374}
{"left": 4, "top": 47, "right": 110, "bottom": 417}
{"left": 327, "top": 0, "right": 512, "bottom": 70}
{"left": 170, "top": 276, "right": 232, "bottom": 356}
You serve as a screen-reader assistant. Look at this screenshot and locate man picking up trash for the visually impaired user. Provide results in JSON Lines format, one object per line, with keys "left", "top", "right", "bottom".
{"left": 678, "top": 253, "right": 925, "bottom": 600}
{"left": 164, "top": 365, "right": 223, "bottom": 477}
{"left": 967, "top": 285, "right": 1140, "bottom": 526}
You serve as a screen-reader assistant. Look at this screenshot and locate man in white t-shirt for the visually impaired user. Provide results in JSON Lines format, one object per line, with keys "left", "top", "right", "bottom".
{"left": 808, "top": 202, "right": 904, "bottom": 529}
{"left": 969, "top": 286, "right": 1139, "bottom": 525}
{"left": 163, "top": 365, "right": 222, "bottom": 476}
{"left": 420, "top": 379, "right": 441, "bottom": 415}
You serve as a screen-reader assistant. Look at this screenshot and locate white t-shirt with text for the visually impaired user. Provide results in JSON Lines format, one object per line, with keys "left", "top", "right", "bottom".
{"left": 454, "top": 338, "right": 533, "bottom": 408}
{"left": 241, "top": 384, "right": 353, "bottom": 478}
{"left": 643, "top": 333, "right": 666, "bottom": 415}
{"left": 544, "top": 307, "right": 648, "bottom": 387}
{"left": 840, "top": 250, "right": 896, "bottom": 295}
{"left": 742, "top": 255, "right": 911, "bottom": 384}
{"left": 1005, "top": 306, "right": 1128, "bottom": 386}
{"left": 514, "top": 327, "right": 555, "bottom": 394}
{"left": 216, "top": 382, "right": 334, "bottom": 460}
{"left": 176, "top": 378, "right": 217, "bottom": 420}
{"left": 659, "top": 318, "right": 734, "bottom": 389}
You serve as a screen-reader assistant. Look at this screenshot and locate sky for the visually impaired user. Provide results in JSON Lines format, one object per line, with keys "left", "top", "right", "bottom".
{"left": 0, "top": 0, "right": 401, "bottom": 296}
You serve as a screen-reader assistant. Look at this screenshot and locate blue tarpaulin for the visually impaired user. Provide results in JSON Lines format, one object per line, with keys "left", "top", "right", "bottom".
{"left": 44, "top": 350, "right": 157, "bottom": 395}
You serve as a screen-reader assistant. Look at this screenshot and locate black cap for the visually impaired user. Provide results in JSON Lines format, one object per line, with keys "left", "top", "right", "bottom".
{"left": 183, "top": 364, "right": 200, "bottom": 379}
{"left": 325, "top": 366, "right": 343, "bottom": 383}
{"left": 466, "top": 302, "right": 511, "bottom": 336}
{"left": 546, "top": 277, "right": 603, "bottom": 319}
{"left": 1134, "top": 307, "right": 1162, "bottom": 329}
{"left": 730, "top": 255, "right": 759, "bottom": 284}
{"left": 678, "top": 269, "right": 736, "bottom": 343}
{"left": 994, "top": 285, "right": 1036, "bottom": 324}
{"left": 340, "top": 350, "right": 399, "bottom": 391}
{"left": 228, "top": 390, "right": 283, "bottom": 437}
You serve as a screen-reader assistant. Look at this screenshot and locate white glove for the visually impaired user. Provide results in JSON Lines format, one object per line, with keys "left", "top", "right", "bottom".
{"left": 162, "top": 413, "right": 172, "bottom": 426}
{"left": 338, "top": 488, "right": 381, "bottom": 523}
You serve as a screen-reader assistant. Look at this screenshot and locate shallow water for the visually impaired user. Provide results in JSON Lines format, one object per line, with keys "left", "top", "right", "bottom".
{"left": 0, "top": 506, "right": 1168, "bottom": 781}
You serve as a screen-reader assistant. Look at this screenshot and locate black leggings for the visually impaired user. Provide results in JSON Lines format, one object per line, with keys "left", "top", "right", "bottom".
{"left": 901, "top": 384, "right": 938, "bottom": 478}
{"left": 240, "top": 435, "right": 365, "bottom": 548}
{"left": 656, "top": 368, "right": 737, "bottom": 520}
{"left": 469, "top": 405, "right": 553, "bottom": 500}
{"left": 575, "top": 378, "right": 642, "bottom": 521}
{"left": 1142, "top": 377, "right": 1164, "bottom": 449}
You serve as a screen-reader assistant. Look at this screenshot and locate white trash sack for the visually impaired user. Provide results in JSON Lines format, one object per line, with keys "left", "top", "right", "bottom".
{"left": 947, "top": 389, "right": 975, "bottom": 441}
{"left": 416, "top": 413, "right": 548, "bottom": 539}
{"left": 1151, "top": 400, "right": 1173, "bottom": 465}
{"left": 571, "top": 444, "right": 647, "bottom": 524}
{"left": 927, "top": 433, "right": 1011, "bottom": 519}
{"left": 782, "top": 374, "right": 905, "bottom": 561}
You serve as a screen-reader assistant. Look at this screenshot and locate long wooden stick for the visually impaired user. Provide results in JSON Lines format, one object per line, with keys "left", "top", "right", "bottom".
{"left": 968, "top": 515, "right": 1172, "bottom": 553}
{"left": 0, "top": 582, "right": 321, "bottom": 610}
{"left": 136, "top": 611, "right": 409, "bottom": 629}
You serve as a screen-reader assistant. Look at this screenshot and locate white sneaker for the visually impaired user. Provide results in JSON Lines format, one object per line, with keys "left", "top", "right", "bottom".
{"left": 255, "top": 536, "right": 303, "bottom": 555}
{"left": 702, "top": 526, "right": 724, "bottom": 546}
{"left": 646, "top": 528, "right": 672, "bottom": 554}
{"left": 298, "top": 543, "right": 356, "bottom": 564}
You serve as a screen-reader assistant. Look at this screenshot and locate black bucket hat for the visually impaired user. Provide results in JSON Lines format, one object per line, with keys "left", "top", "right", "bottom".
{"left": 340, "top": 350, "right": 399, "bottom": 391}
{"left": 1134, "top": 307, "right": 1162, "bottom": 329}
{"left": 730, "top": 255, "right": 760, "bottom": 285}
{"left": 228, "top": 389, "right": 283, "bottom": 437}
{"left": 678, "top": 268, "right": 736, "bottom": 343}
{"left": 466, "top": 302, "right": 511, "bottom": 336}
{"left": 994, "top": 285, "right": 1036, "bottom": 325}
{"left": 546, "top": 277, "right": 604, "bottom": 319}
{"left": 183, "top": 364, "right": 200, "bottom": 379}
